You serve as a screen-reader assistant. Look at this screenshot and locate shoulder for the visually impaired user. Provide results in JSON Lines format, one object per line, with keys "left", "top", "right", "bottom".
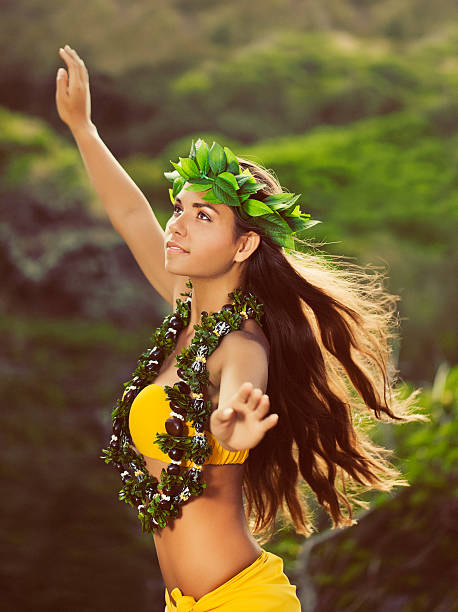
{"left": 213, "top": 317, "right": 270, "bottom": 392}
{"left": 221, "top": 317, "right": 269, "bottom": 360}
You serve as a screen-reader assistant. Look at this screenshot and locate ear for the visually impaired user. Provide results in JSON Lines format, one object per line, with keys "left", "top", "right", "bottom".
{"left": 234, "top": 231, "right": 261, "bottom": 263}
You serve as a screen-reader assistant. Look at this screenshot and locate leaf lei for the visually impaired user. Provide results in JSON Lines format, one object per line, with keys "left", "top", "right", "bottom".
{"left": 164, "top": 137, "right": 322, "bottom": 252}
{"left": 100, "top": 279, "right": 265, "bottom": 535}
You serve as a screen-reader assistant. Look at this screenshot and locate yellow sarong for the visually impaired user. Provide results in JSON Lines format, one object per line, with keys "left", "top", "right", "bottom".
{"left": 164, "top": 548, "right": 302, "bottom": 611}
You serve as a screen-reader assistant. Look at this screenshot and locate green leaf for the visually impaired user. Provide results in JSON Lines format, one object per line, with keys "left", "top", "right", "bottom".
{"left": 223, "top": 146, "right": 240, "bottom": 174}
{"left": 254, "top": 213, "right": 291, "bottom": 233}
{"left": 257, "top": 221, "right": 295, "bottom": 248}
{"left": 212, "top": 175, "right": 240, "bottom": 206}
{"left": 286, "top": 217, "right": 322, "bottom": 232}
{"left": 235, "top": 174, "right": 253, "bottom": 189}
{"left": 172, "top": 176, "right": 185, "bottom": 199}
{"left": 265, "top": 193, "right": 301, "bottom": 211}
{"left": 239, "top": 180, "right": 267, "bottom": 196}
{"left": 170, "top": 160, "right": 188, "bottom": 179}
{"left": 217, "top": 171, "right": 239, "bottom": 191}
{"left": 242, "top": 198, "right": 273, "bottom": 216}
{"left": 282, "top": 233, "right": 296, "bottom": 249}
{"left": 184, "top": 181, "right": 213, "bottom": 192}
{"left": 195, "top": 139, "right": 210, "bottom": 174}
{"left": 208, "top": 141, "right": 226, "bottom": 175}
{"left": 189, "top": 138, "right": 197, "bottom": 161}
{"left": 284, "top": 203, "right": 302, "bottom": 216}
{"left": 201, "top": 189, "right": 223, "bottom": 204}
{"left": 179, "top": 157, "right": 201, "bottom": 178}
{"left": 264, "top": 193, "right": 293, "bottom": 203}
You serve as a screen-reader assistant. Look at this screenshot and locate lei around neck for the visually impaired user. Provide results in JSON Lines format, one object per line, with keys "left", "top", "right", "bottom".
{"left": 101, "top": 279, "right": 265, "bottom": 534}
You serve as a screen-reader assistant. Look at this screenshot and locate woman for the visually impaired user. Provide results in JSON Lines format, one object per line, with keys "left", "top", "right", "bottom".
{"left": 56, "top": 45, "right": 422, "bottom": 611}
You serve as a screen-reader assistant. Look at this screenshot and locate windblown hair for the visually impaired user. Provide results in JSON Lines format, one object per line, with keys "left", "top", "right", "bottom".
{"left": 232, "top": 155, "right": 424, "bottom": 545}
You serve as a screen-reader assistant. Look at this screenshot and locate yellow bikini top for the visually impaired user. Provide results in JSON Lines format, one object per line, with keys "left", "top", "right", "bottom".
{"left": 128, "top": 383, "right": 249, "bottom": 466}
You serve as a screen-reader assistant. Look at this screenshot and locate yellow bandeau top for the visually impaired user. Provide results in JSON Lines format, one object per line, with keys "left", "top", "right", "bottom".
{"left": 127, "top": 383, "right": 249, "bottom": 466}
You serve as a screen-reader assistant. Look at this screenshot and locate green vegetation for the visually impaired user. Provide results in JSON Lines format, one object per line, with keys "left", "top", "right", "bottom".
{"left": 300, "top": 364, "right": 458, "bottom": 611}
{"left": 1, "top": 5, "right": 456, "bottom": 610}
{"left": 0, "top": 314, "right": 165, "bottom": 609}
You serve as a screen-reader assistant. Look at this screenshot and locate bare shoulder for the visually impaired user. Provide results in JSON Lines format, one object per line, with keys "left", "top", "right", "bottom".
{"left": 213, "top": 317, "right": 269, "bottom": 386}
{"left": 227, "top": 316, "right": 269, "bottom": 356}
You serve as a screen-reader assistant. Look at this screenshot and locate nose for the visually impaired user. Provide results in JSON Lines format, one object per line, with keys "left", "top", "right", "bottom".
{"left": 168, "top": 210, "right": 187, "bottom": 235}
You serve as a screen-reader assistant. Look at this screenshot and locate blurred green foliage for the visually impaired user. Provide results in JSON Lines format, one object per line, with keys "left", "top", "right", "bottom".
{"left": 0, "top": 314, "right": 166, "bottom": 610}
{"left": 2, "top": 13, "right": 458, "bottom": 153}
{"left": 389, "top": 362, "right": 457, "bottom": 486}
{"left": 298, "top": 364, "right": 458, "bottom": 611}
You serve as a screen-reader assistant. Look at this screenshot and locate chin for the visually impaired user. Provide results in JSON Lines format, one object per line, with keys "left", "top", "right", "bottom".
{"left": 165, "top": 260, "right": 189, "bottom": 274}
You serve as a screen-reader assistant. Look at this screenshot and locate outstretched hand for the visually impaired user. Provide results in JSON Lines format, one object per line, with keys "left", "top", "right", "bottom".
{"left": 56, "top": 44, "right": 93, "bottom": 132}
{"left": 209, "top": 382, "right": 279, "bottom": 452}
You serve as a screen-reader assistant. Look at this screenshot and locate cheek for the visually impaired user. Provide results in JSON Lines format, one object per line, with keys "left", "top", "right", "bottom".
{"left": 207, "top": 228, "right": 233, "bottom": 249}
{"left": 166, "top": 215, "right": 236, "bottom": 259}
{"left": 193, "top": 230, "right": 235, "bottom": 262}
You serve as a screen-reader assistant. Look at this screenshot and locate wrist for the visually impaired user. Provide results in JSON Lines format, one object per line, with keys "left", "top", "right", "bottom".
{"left": 70, "top": 121, "right": 97, "bottom": 139}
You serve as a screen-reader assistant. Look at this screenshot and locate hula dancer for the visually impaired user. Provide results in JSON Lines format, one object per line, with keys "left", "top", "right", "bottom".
{"left": 56, "top": 44, "right": 422, "bottom": 611}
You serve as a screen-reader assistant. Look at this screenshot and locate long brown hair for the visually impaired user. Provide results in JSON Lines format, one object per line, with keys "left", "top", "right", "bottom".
{"left": 232, "top": 155, "right": 425, "bottom": 544}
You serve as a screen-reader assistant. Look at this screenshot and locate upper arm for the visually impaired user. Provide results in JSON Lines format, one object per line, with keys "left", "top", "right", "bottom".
{"left": 217, "top": 331, "right": 269, "bottom": 412}
{"left": 114, "top": 205, "right": 187, "bottom": 307}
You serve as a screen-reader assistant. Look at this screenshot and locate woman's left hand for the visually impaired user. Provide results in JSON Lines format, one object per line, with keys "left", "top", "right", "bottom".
{"left": 209, "top": 382, "right": 279, "bottom": 452}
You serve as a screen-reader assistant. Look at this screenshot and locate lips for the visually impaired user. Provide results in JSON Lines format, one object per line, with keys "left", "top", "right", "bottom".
{"left": 166, "top": 240, "right": 189, "bottom": 252}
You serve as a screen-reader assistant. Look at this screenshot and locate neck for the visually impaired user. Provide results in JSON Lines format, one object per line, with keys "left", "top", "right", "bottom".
{"left": 185, "top": 275, "right": 243, "bottom": 331}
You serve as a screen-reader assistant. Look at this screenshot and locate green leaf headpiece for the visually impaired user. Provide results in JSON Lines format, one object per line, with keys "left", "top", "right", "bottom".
{"left": 163, "top": 138, "right": 322, "bottom": 252}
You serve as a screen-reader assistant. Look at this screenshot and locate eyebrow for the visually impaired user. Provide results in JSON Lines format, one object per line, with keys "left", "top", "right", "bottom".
{"left": 174, "top": 196, "right": 220, "bottom": 215}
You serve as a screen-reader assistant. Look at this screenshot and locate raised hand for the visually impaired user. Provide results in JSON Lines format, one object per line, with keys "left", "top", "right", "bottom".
{"left": 56, "top": 44, "right": 93, "bottom": 132}
{"left": 209, "top": 381, "right": 279, "bottom": 452}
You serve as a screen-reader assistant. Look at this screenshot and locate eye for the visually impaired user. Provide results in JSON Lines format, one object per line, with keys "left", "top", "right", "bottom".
{"left": 197, "top": 210, "right": 211, "bottom": 221}
{"left": 172, "top": 204, "right": 211, "bottom": 222}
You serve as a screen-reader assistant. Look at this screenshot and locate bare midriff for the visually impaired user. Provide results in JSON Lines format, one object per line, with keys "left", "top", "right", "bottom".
{"left": 144, "top": 455, "right": 262, "bottom": 605}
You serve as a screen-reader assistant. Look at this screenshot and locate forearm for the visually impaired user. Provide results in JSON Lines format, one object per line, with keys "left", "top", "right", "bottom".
{"left": 71, "top": 122, "right": 150, "bottom": 229}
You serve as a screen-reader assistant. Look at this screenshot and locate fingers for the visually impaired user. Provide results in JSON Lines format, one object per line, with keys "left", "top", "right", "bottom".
{"left": 58, "top": 46, "right": 79, "bottom": 87}
{"left": 240, "top": 383, "right": 266, "bottom": 412}
{"left": 66, "top": 45, "right": 88, "bottom": 75}
{"left": 56, "top": 66, "right": 68, "bottom": 96}
{"left": 58, "top": 45, "right": 87, "bottom": 85}
{"left": 240, "top": 383, "right": 278, "bottom": 429}
{"left": 236, "top": 382, "right": 274, "bottom": 420}
{"left": 238, "top": 381, "right": 254, "bottom": 403}
{"left": 212, "top": 404, "right": 235, "bottom": 423}
{"left": 250, "top": 389, "right": 266, "bottom": 411}
{"left": 263, "top": 413, "right": 279, "bottom": 431}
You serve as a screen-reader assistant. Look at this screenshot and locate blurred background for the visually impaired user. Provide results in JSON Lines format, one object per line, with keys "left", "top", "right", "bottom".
{"left": 1, "top": 1, "right": 457, "bottom": 611}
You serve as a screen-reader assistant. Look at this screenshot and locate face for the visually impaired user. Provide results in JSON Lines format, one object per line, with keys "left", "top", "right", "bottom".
{"left": 164, "top": 182, "right": 259, "bottom": 279}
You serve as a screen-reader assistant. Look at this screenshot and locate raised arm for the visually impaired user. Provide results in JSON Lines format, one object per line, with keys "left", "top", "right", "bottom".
{"left": 55, "top": 44, "right": 178, "bottom": 305}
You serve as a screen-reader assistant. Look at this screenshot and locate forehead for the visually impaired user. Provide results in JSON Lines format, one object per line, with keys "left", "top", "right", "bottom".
{"left": 176, "top": 184, "right": 230, "bottom": 216}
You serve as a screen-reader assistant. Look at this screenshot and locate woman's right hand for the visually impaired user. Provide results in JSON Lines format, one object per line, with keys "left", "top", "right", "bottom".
{"left": 56, "top": 44, "right": 93, "bottom": 132}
